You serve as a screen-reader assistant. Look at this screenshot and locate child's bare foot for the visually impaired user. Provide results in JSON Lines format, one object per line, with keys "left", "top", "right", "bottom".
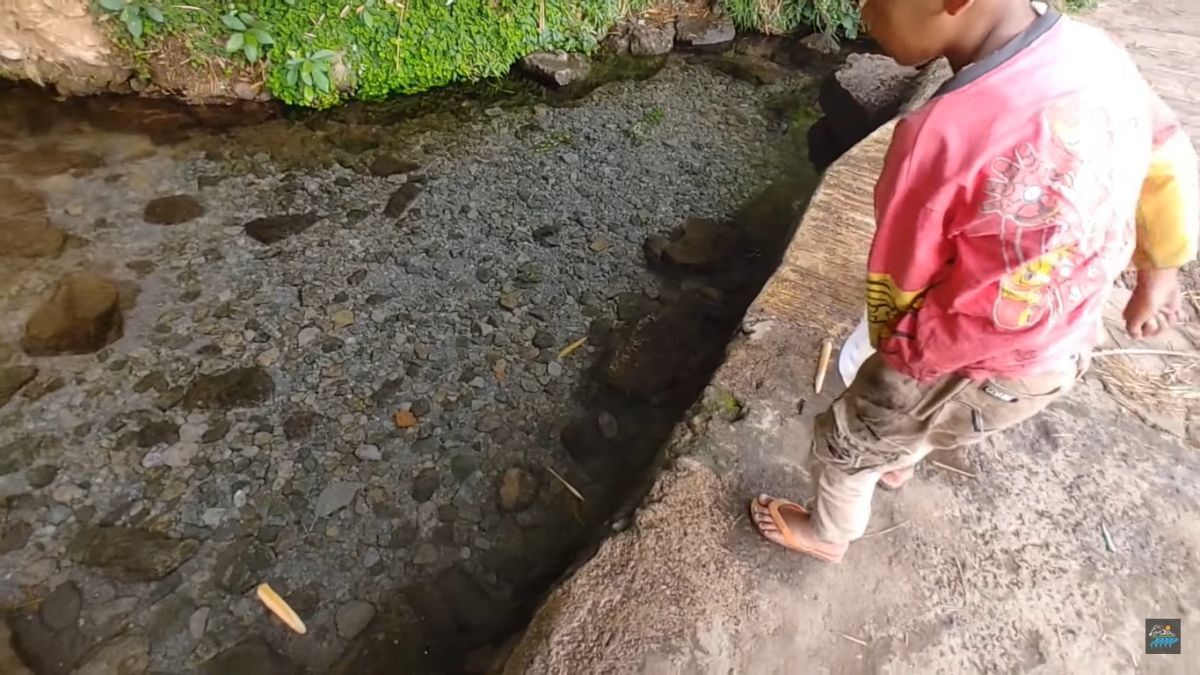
{"left": 878, "top": 466, "right": 915, "bottom": 491}
{"left": 749, "top": 494, "right": 847, "bottom": 563}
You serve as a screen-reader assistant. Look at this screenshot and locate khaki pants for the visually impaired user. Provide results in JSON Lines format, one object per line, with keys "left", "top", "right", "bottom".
{"left": 810, "top": 354, "right": 1081, "bottom": 543}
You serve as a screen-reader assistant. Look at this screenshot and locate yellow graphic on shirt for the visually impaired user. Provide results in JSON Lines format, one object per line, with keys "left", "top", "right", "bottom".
{"left": 866, "top": 273, "right": 926, "bottom": 346}
{"left": 993, "top": 245, "right": 1078, "bottom": 330}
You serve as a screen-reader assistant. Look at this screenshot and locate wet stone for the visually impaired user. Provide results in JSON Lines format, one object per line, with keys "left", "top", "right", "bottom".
{"left": 451, "top": 454, "right": 479, "bottom": 482}
{"left": 0, "top": 365, "right": 37, "bottom": 408}
{"left": 201, "top": 419, "right": 230, "bottom": 443}
{"left": 335, "top": 600, "right": 376, "bottom": 639}
{"left": 497, "top": 468, "right": 538, "bottom": 512}
{"left": 384, "top": 183, "right": 423, "bottom": 218}
{"left": 244, "top": 214, "right": 320, "bottom": 245}
{"left": 133, "top": 371, "right": 169, "bottom": 393}
{"left": 316, "top": 481, "right": 362, "bottom": 518}
{"left": 136, "top": 420, "right": 179, "bottom": 448}
{"left": 143, "top": 194, "right": 204, "bottom": 225}
{"left": 412, "top": 469, "right": 440, "bottom": 502}
{"left": 201, "top": 638, "right": 295, "bottom": 675}
{"left": 21, "top": 272, "right": 123, "bottom": 357}
{"left": 214, "top": 540, "right": 276, "bottom": 594}
{"left": 27, "top": 464, "right": 58, "bottom": 488}
{"left": 369, "top": 156, "right": 420, "bottom": 177}
{"left": 283, "top": 409, "right": 319, "bottom": 440}
{"left": 532, "top": 330, "right": 556, "bottom": 349}
{"left": 182, "top": 366, "right": 275, "bottom": 410}
{"left": 40, "top": 581, "right": 83, "bottom": 631}
{"left": 0, "top": 521, "right": 32, "bottom": 554}
{"left": 68, "top": 526, "right": 199, "bottom": 581}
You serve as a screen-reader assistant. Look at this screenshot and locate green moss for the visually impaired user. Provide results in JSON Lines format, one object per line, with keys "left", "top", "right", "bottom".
{"left": 95, "top": 0, "right": 650, "bottom": 108}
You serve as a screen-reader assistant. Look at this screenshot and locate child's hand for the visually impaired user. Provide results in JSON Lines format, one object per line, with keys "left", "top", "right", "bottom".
{"left": 1124, "top": 268, "right": 1186, "bottom": 339}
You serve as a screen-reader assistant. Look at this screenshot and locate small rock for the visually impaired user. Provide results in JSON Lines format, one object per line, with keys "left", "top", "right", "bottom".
{"left": 393, "top": 410, "right": 418, "bottom": 429}
{"left": 355, "top": 444, "right": 382, "bottom": 461}
{"left": 136, "top": 420, "right": 179, "bottom": 448}
{"left": 0, "top": 366, "right": 37, "bottom": 408}
{"left": 331, "top": 309, "right": 355, "bottom": 329}
{"left": 26, "top": 464, "right": 57, "bottom": 489}
{"left": 597, "top": 411, "right": 620, "bottom": 440}
{"left": 200, "top": 638, "right": 294, "bottom": 675}
{"left": 362, "top": 548, "right": 381, "bottom": 568}
{"left": 21, "top": 272, "right": 123, "bottom": 356}
{"left": 243, "top": 214, "right": 319, "bottom": 244}
{"left": 182, "top": 366, "right": 274, "bottom": 411}
{"left": 675, "top": 13, "right": 736, "bottom": 48}
{"left": 0, "top": 521, "right": 32, "bottom": 554}
{"left": 335, "top": 600, "right": 376, "bottom": 639}
{"left": 499, "top": 292, "right": 522, "bottom": 310}
{"left": 179, "top": 423, "right": 207, "bottom": 443}
{"left": 46, "top": 504, "right": 73, "bottom": 525}
{"left": 214, "top": 540, "right": 275, "bottom": 594}
{"left": 163, "top": 442, "right": 199, "bottom": 468}
{"left": 520, "top": 51, "right": 591, "bottom": 88}
{"left": 631, "top": 22, "right": 675, "bottom": 56}
{"left": 369, "top": 156, "right": 420, "bottom": 177}
{"left": 532, "top": 330, "right": 556, "bottom": 349}
{"left": 412, "top": 469, "right": 440, "bottom": 502}
{"left": 189, "top": 607, "right": 210, "bottom": 640}
{"left": 297, "top": 326, "right": 322, "bottom": 348}
{"left": 52, "top": 483, "right": 86, "bottom": 503}
{"left": 820, "top": 53, "right": 920, "bottom": 150}
{"left": 589, "top": 236, "right": 612, "bottom": 253}
{"left": 40, "top": 581, "right": 83, "bottom": 631}
{"left": 450, "top": 454, "right": 478, "bottom": 481}
{"left": 69, "top": 526, "right": 199, "bottom": 581}
{"left": 316, "top": 481, "right": 362, "bottom": 518}
{"left": 713, "top": 54, "right": 785, "bottom": 85}
{"left": 0, "top": 178, "right": 67, "bottom": 258}
{"left": 384, "top": 183, "right": 422, "bottom": 218}
{"left": 73, "top": 635, "right": 150, "bottom": 675}
{"left": 546, "top": 361, "right": 563, "bottom": 377}
{"left": 497, "top": 468, "right": 538, "bottom": 512}
{"left": 413, "top": 543, "right": 439, "bottom": 565}
{"left": 801, "top": 32, "right": 840, "bottom": 55}
{"left": 201, "top": 419, "right": 230, "bottom": 443}
{"left": 475, "top": 415, "right": 502, "bottom": 433}
{"left": 144, "top": 195, "right": 204, "bottom": 225}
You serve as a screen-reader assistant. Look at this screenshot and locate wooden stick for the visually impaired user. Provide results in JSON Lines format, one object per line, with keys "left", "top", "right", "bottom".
{"left": 931, "top": 460, "right": 977, "bottom": 480}
{"left": 546, "top": 466, "right": 585, "bottom": 502}
{"left": 834, "top": 631, "right": 869, "bottom": 647}
{"left": 558, "top": 336, "right": 587, "bottom": 359}
{"left": 1092, "top": 348, "right": 1200, "bottom": 359}
{"left": 862, "top": 519, "right": 910, "bottom": 538}
{"left": 814, "top": 339, "right": 833, "bottom": 393}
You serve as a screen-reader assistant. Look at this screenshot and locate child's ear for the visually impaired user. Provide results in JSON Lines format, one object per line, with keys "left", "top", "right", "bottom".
{"left": 943, "top": 0, "right": 975, "bottom": 16}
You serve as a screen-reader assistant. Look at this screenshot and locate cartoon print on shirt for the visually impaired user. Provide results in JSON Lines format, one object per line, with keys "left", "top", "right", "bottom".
{"left": 865, "top": 272, "right": 927, "bottom": 345}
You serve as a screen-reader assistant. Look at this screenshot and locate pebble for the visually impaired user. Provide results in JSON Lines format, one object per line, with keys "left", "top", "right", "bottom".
{"left": 52, "top": 483, "right": 86, "bottom": 504}
{"left": 355, "top": 444, "right": 382, "bottom": 461}
{"left": 163, "top": 442, "right": 199, "bottom": 468}
{"left": 331, "top": 309, "right": 355, "bottom": 328}
{"left": 547, "top": 361, "right": 563, "bottom": 377}
{"left": 47, "top": 504, "right": 73, "bottom": 525}
{"left": 335, "top": 600, "right": 376, "bottom": 639}
{"left": 362, "top": 548, "right": 381, "bottom": 568}
{"left": 202, "top": 508, "right": 226, "bottom": 527}
{"left": 179, "top": 423, "right": 207, "bottom": 443}
{"left": 189, "top": 607, "right": 211, "bottom": 640}
{"left": 413, "top": 543, "right": 439, "bottom": 565}
{"left": 255, "top": 347, "right": 281, "bottom": 367}
{"left": 297, "top": 326, "right": 322, "bottom": 347}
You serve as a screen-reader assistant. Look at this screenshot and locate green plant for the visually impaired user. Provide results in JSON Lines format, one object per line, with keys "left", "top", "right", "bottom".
{"left": 223, "top": 11, "right": 275, "bottom": 63}
{"left": 724, "top": 0, "right": 860, "bottom": 39}
{"left": 284, "top": 49, "right": 339, "bottom": 105}
{"left": 96, "top": 0, "right": 165, "bottom": 40}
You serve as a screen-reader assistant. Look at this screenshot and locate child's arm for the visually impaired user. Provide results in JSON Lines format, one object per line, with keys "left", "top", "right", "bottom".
{"left": 866, "top": 119, "right": 951, "bottom": 350}
{"left": 1125, "top": 93, "right": 1200, "bottom": 339}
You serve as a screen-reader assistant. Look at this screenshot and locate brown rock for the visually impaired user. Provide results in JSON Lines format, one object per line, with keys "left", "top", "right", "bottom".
{"left": 645, "top": 218, "right": 739, "bottom": 272}
{"left": 21, "top": 273, "right": 123, "bottom": 356}
{"left": 143, "top": 195, "right": 204, "bottom": 225}
{"left": 497, "top": 467, "right": 538, "bottom": 512}
{"left": 0, "top": 179, "right": 66, "bottom": 259}
{"left": 0, "top": 366, "right": 37, "bottom": 408}
{"left": 521, "top": 52, "right": 592, "bottom": 88}
{"left": 14, "top": 148, "right": 105, "bottom": 177}
{"left": 630, "top": 22, "right": 675, "bottom": 56}
{"left": 393, "top": 410, "right": 418, "bottom": 429}
{"left": 182, "top": 367, "right": 275, "bottom": 411}
{"left": 68, "top": 525, "right": 199, "bottom": 582}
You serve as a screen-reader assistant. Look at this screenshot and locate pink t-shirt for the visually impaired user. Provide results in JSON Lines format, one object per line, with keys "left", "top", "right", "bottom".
{"left": 868, "top": 10, "right": 1189, "bottom": 382}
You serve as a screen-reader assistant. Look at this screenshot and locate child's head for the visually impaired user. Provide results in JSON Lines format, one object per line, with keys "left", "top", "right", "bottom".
{"left": 860, "top": 0, "right": 1023, "bottom": 67}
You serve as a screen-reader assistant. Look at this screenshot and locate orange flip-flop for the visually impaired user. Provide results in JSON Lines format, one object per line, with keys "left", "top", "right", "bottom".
{"left": 749, "top": 496, "right": 845, "bottom": 563}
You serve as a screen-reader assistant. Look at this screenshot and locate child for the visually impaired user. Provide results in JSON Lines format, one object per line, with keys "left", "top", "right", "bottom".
{"left": 751, "top": 0, "right": 1199, "bottom": 562}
